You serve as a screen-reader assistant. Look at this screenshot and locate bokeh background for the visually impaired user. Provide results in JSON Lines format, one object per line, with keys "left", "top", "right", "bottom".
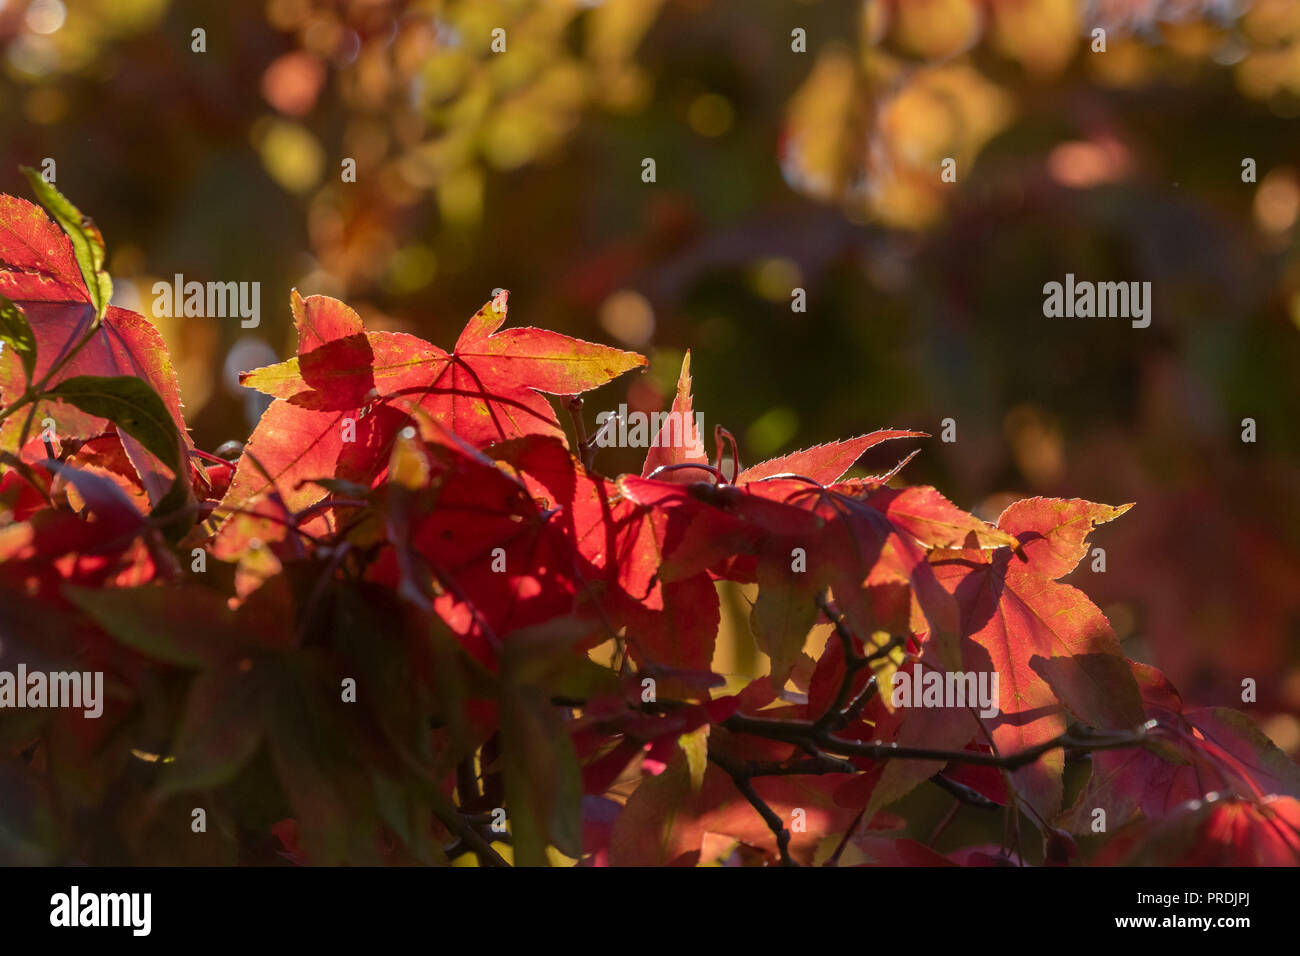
{"left": 2, "top": 0, "right": 1299, "bottom": 754}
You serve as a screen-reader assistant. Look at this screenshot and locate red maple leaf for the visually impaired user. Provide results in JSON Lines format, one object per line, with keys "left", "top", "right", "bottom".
{"left": 1094, "top": 793, "right": 1300, "bottom": 865}
{"left": 929, "top": 497, "right": 1145, "bottom": 818}
{"left": 0, "top": 194, "right": 191, "bottom": 503}
{"left": 1062, "top": 661, "right": 1300, "bottom": 831}
{"left": 367, "top": 424, "right": 580, "bottom": 665}
{"left": 222, "top": 290, "right": 645, "bottom": 529}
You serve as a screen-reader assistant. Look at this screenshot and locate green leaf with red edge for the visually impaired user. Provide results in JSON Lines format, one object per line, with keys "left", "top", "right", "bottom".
{"left": 929, "top": 497, "right": 1144, "bottom": 819}
{"left": 20, "top": 168, "right": 112, "bottom": 319}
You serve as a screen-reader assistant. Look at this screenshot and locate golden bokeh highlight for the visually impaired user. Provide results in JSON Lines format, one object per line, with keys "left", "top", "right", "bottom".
{"left": 598, "top": 290, "right": 655, "bottom": 347}
{"left": 750, "top": 257, "right": 802, "bottom": 302}
{"left": 1047, "top": 138, "right": 1133, "bottom": 189}
{"left": 1004, "top": 403, "right": 1066, "bottom": 488}
{"left": 1254, "top": 167, "right": 1300, "bottom": 234}
{"left": 687, "top": 92, "right": 734, "bottom": 137}
{"left": 255, "top": 118, "right": 326, "bottom": 194}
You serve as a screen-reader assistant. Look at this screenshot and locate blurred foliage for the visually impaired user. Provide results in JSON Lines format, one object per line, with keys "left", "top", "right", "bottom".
{"left": 1, "top": 0, "right": 1299, "bottom": 753}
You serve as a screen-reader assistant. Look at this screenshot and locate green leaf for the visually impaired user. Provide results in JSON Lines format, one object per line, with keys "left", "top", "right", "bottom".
{"left": 501, "top": 618, "right": 620, "bottom": 701}
{"left": 308, "top": 477, "right": 375, "bottom": 498}
{"left": 0, "top": 294, "right": 36, "bottom": 385}
{"left": 46, "top": 374, "right": 182, "bottom": 473}
{"left": 46, "top": 372, "right": 194, "bottom": 522}
{"left": 750, "top": 565, "right": 817, "bottom": 688}
{"left": 157, "top": 666, "right": 264, "bottom": 798}
{"left": 371, "top": 771, "right": 450, "bottom": 866}
{"left": 0, "top": 758, "right": 56, "bottom": 865}
{"left": 20, "top": 167, "right": 112, "bottom": 319}
{"left": 492, "top": 620, "right": 608, "bottom": 864}
{"left": 679, "top": 724, "right": 709, "bottom": 793}
{"left": 263, "top": 660, "right": 354, "bottom": 865}
{"left": 65, "top": 584, "right": 234, "bottom": 669}
{"left": 498, "top": 682, "right": 583, "bottom": 866}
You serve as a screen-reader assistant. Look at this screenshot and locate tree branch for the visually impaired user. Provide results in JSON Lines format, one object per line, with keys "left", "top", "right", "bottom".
{"left": 811, "top": 591, "right": 901, "bottom": 734}
{"left": 433, "top": 804, "right": 510, "bottom": 868}
{"left": 639, "top": 695, "right": 1150, "bottom": 772}
{"left": 932, "top": 772, "right": 1001, "bottom": 810}
{"left": 709, "top": 747, "right": 797, "bottom": 866}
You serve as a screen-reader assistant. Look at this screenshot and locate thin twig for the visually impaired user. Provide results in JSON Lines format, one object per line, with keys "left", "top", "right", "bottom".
{"left": 932, "top": 773, "right": 1000, "bottom": 810}
{"left": 812, "top": 591, "right": 903, "bottom": 734}
{"left": 566, "top": 396, "right": 595, "bottom": 471}
{"left": 928, "top": 798, "right": 962, "bottom": 847}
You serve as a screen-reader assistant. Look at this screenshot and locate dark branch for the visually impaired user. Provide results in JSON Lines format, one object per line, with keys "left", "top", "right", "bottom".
{"left": 709, "top": 746, "right": 797, "bottom": 866}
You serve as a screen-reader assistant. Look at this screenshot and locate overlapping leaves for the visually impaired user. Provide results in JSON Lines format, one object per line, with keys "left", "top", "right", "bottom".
{"left": 3, "top": 182, "right": 1296, "bottom": 868}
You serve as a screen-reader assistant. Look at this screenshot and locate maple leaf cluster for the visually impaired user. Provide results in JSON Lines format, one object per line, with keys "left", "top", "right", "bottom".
{"left": 1, "top": 180, "right": 1297, "bottom": 867}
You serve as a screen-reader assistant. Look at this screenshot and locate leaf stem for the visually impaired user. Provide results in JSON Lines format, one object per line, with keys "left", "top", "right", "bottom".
{"left": 565, "top": 395, "right": 596, "bottom": 472}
